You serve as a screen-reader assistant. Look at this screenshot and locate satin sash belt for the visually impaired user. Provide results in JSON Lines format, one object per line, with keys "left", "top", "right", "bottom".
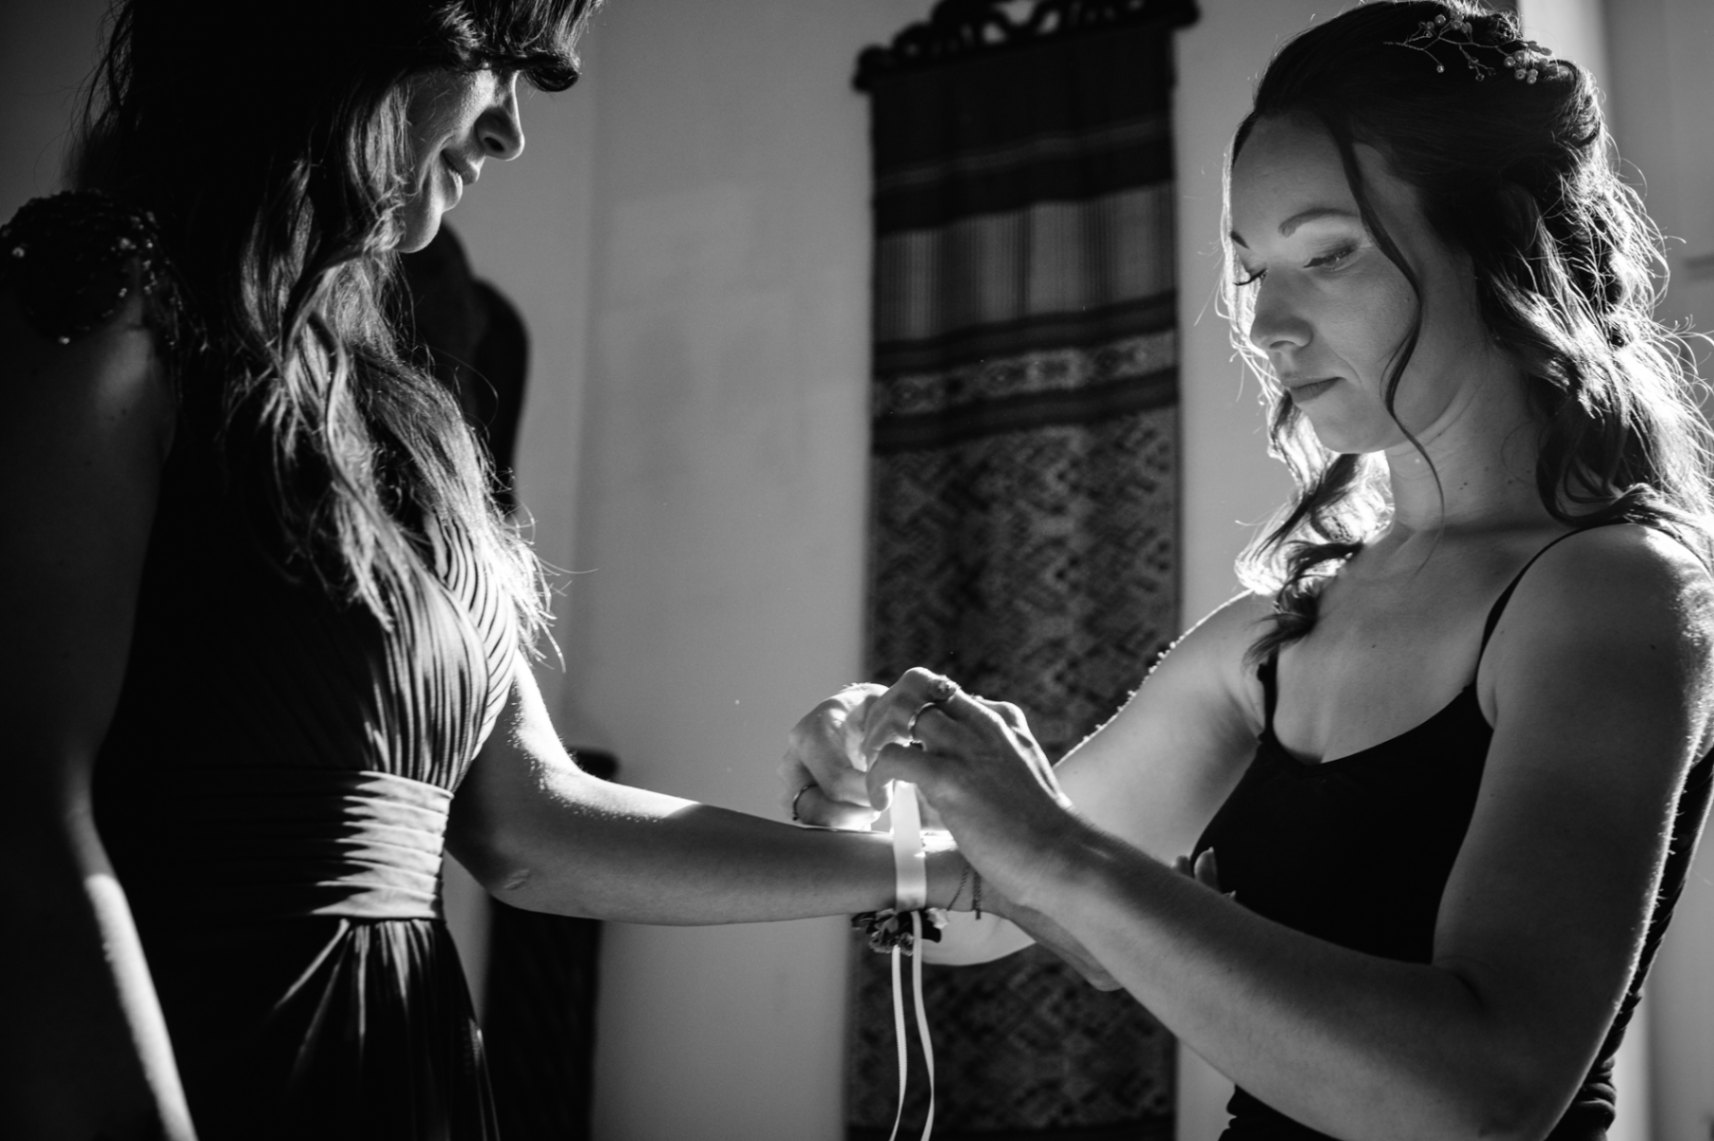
{"left": 140, "top": 768, "right": 452, "bottom": 922}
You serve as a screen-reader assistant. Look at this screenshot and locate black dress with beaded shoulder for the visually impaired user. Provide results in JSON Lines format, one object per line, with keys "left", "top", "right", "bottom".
{"left": 3, "top": 192, "right": 517, "bottom": 1139}
{"left": 1191, "top": 528, "right": 1714, "bottom": 1141}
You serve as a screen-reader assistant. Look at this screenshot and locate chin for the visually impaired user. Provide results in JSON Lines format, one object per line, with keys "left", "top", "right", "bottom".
{"left": 1304, "top": 419, "right": 1393, "bottom": 458}
{"left": 397, "top": 211, "right": 441, "bottom": 254}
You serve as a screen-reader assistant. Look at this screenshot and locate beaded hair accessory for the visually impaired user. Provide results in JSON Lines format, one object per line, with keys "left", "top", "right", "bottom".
{"left": 1386, "top": 12, "right": 1559, "bottom": 83}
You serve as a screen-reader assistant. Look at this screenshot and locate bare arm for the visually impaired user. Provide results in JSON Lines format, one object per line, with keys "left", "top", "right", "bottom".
{"left": 890, "top": 593, "right": 1269, "bottom": 966}
{"left": 1050, "top": 591, "right": 1271, "bottom": 859}
{"left": 875, "top": 527, "right": 1712, "bottom": 1140}
{"left": 445, "top": 661, "right": 967, "bottom": 924}
{"left": 0, "top": 287, "right": 196, "bottom": 1138}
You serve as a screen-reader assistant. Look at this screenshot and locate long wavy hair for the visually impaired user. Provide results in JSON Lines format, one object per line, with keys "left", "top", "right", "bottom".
{"left": 70, "top": 0, "right": 600, "bottom": 638}
{"left": 1224, "top": 0, "right": 1714, "bottom": 662}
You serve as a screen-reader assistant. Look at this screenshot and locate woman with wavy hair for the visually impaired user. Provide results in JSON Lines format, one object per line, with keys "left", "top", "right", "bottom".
{"left": 0, "top": 2, "right": 982, "bottom": 1137}
{"left": 787, "top": 2, "right": 1714, "bottom": 1137}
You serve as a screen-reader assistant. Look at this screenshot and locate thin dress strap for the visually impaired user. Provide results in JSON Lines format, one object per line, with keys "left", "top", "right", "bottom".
{"left": 1477, "top": 524, "right": 1629, "bottom": 659}
{"left": 1258, "top": 650, "right": 1280, "bottom": 735}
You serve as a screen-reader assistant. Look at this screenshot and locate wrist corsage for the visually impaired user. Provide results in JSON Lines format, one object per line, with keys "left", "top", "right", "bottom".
{"left": 852, "top": 906, "right": 948, "bottom": 954}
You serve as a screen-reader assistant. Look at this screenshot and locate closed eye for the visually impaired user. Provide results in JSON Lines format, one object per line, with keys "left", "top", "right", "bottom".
{"left": 1234, "top": 241, "right": 1358, "bottom": 288}
{"left": 1306, "top": 243, "right": 1357, "bottom": 270}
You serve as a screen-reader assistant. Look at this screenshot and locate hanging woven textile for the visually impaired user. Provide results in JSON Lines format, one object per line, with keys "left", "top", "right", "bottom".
{"left": 850, "top": 1, "right": 1196, "bottom": 1137}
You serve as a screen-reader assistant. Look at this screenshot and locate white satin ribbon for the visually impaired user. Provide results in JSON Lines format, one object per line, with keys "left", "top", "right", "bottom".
{"left": 891, "top": 780, "right": 928, "bottom": 911}
{"left": 886, "top": 781, "right": 935, "bottom": 1141}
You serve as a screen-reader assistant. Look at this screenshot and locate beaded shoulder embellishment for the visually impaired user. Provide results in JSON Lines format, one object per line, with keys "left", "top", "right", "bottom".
{"left": 0, "top": 190, "right": 181, "bottom": 348}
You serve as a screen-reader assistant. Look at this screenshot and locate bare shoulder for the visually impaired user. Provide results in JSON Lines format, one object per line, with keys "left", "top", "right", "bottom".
{"left": 1493, "top": 523, "right": 1714, "bottom": 651}
{"left": 1091, "top": 589, "right": 1275, "bottom": 744}
{"left": 1155, "top": 591, "right": 1276, "bottom": 668}
{"left": 2, "top": 285, "right": 173, "bottom": 458}
{"left": 1160, "top": 590, "right": 1277, "bottom": 704}
{"left": 1481, "top": 522, "right": 1714, "bottom": 749}
{"left": 1054, "top": 590, "right": 1274, "bottom": 857}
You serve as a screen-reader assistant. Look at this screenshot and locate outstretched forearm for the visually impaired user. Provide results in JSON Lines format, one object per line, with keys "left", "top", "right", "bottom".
{"left": 446, "top": 665, "right": 966, "bottom": 925}
{"left": 458, "top": 761, "right": 964, "bottom": 924}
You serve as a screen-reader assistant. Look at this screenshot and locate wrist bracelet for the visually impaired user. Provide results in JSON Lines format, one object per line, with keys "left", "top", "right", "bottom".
{"left": 947, "top": 862, "right": 972, "bottom": 911}
{"left": 972, "top": 869, "right": 983, "bottom": 920}
{"left": 852, "top": 907, "right": 946, "bottom": 954}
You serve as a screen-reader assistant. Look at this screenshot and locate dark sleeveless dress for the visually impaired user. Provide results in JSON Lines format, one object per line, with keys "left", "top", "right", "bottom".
{"left": 4, "top": 193, "right": 517, "bottom": 1139}
{"left": 1192, "top": 529, "right": 1714, "bottom": 1140}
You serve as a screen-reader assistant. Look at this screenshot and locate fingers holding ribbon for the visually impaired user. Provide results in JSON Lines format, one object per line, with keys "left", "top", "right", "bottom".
{"left": 859, "top": 669, "right": 981, "bottom": 812}
{"left": 862, "top": 669, "right": 1079, "bottom": 913}
{"left": 860, "top": 668, "right": 971, "bottom": 757}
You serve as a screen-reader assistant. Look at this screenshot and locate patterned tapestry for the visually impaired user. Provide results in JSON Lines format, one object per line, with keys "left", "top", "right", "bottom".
{"left": 850, "top": 2, "right": 1196, "bottom": 1138}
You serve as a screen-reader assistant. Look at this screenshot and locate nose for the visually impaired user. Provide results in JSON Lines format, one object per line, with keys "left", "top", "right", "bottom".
{"left": 1245, "top": 274, "right": 1311, "bottom": 358}
{"left": 478, "top": 72, "right": 525, "bottom": 162}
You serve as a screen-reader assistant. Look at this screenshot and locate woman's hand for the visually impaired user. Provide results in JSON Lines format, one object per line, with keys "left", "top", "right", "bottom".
{"left": 1175, "top": 848, "right": 1231, "bottom": 900}
{"left": 779, "top": 683, "right": 886, "bottom": 830}
{"left": 860, "top": 668, "right": 1085, "bottom": 912}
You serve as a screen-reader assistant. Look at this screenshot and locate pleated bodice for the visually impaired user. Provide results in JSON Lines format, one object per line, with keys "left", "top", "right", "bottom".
{"left": 88, "top": 418, "right": 523, "bottom": 1137}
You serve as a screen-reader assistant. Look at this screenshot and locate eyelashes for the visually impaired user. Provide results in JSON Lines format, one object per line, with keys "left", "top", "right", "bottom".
{"left": 1233, "top": 242, "right": 1359, "bottom": 289}
{"left": 1307, "top": 244, "right": 1357, "bottom": 271}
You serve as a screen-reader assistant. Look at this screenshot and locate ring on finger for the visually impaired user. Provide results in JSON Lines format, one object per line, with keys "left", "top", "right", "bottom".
{"left": 907, "top": 677, "right": 960, "bottom": 744}
{"left": 911, "top": 675, "right": 966, "bottom": 736}
{"left": 906, "top": 699, "right": 950, "bottom": 744}
{"left": 789, "top": 780, "right": 815, "bottom": 822}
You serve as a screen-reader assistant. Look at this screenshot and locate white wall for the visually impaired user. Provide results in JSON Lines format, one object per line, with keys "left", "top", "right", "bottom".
{"left": 464, "top": 4, "right": 931, "bottom": 1138}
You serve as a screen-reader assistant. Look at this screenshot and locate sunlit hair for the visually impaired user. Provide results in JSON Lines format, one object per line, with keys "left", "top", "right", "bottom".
{"left": 70, "top": 0, "right": 602, "bottom": 639}
{"left": 1223, "top": 0, "right": 1714, "bottom": 662}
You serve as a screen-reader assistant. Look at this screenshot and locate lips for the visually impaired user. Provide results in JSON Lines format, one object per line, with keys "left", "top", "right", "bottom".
{"left": 440, "top": 156, "right": 477, "bottom": 207}
{"left": 1284, "top": 377, "right": 1339, "bottom": 403}
{"left": 444, "top": 155, "right": 478, "bottom": 185}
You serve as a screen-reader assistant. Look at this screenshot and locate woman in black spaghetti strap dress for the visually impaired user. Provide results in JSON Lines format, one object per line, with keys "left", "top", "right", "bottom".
{"left": 0, "top": 2, "right": 989, "bottom": 1137}
{"left": 786, "top": 3, "right": 1714, "bottom": 1138}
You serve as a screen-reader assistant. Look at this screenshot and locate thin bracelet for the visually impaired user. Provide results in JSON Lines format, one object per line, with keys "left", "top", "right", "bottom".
{"left": 947, "top": 862, "right": 972, "bottom": 911}
{"left": 971, "top": 869, "right": 983, "bottom": 920}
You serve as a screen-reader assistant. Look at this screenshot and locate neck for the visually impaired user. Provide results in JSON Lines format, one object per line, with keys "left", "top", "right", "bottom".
{"left": 1379, "top": 360, "right": 1552, "bottom": 539}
